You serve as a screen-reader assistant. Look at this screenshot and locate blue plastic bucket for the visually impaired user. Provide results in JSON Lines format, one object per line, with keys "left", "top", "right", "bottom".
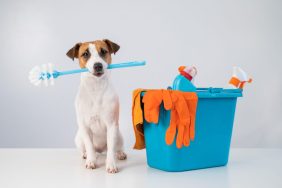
{"left": 142, "top": 75, "right": 242, "bottom": 172}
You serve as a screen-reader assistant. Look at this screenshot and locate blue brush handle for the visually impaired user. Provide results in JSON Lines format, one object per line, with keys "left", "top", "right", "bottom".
{"left": 108, "top": 61, "right": 146, "bottom": 69}
{"left": 51, "top": 61, "right": 146, "bottom": 79}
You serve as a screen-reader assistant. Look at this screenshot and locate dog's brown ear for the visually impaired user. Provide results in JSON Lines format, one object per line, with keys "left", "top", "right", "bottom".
{"left": 103, "top": 39, "right": 120, "bottom": 54}
{"left": 66, "top": 43, "right": 81, "bottom": 60}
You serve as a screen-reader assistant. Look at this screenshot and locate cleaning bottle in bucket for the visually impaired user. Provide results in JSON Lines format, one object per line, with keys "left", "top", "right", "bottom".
{"left": 228, "top": 66, "right": 252, "bottom": 89}
{"left": 172, "top": 66, "right": 197, "bottom": 92}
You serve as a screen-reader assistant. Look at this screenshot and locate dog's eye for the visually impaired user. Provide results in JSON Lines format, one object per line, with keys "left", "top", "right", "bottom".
{"left": 100, "top": 48, "right": 108, "bottom": 56}
{"left": 82, "top": 51, "right": 89, "bottom": 59}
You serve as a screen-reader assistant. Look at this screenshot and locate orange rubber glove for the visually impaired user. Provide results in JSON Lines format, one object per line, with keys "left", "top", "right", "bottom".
{"left": 165, "top": 91, "right": 198, "bottom": 148}
{"left": 142, "top": 90, "right": 172, "bottom": 124}
{"left": 174, "top": 91, "right": 191, "bottom": 148}
{"left": 142, "top": 90, "right": 163, "bottom": 124}
{"left": 143, "top": 90, "right": 198, "bottom": 149}
{"left": 183, "top": 93, "right": 198, "bottom": 141}
{"left": 165, "top": 106, "right": 178, "bottom": 145}
{"left": 165, "top": 91, "right": 190, "bottom": 148}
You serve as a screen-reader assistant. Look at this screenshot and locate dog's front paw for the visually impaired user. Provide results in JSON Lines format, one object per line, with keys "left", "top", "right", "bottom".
{"left": 106, "top": 160, "right": 118, "bottom": 173}
{"left": 85, "top": 160, "right": 96, "bottom": 169}
{"left": 116, "top": 151, "right": 127, "bottom": 160}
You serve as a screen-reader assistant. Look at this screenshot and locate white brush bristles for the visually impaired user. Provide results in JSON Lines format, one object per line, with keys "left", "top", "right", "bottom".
{"left": 28, "top": 63, "right": 55, "bottom": 87}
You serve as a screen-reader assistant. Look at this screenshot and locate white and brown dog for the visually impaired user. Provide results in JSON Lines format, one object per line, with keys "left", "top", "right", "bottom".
{"left": 66, "top": 39, "right": 126, "bottom": 173}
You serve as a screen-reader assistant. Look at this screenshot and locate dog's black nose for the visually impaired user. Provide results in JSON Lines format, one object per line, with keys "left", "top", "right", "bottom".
{"left": 93, "top": 62, "right": 103, "bottom": 72}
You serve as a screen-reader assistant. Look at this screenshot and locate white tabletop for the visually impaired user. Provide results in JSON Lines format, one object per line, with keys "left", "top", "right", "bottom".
{"left": 0, "top": 148, "right": 281, "bottom": 188}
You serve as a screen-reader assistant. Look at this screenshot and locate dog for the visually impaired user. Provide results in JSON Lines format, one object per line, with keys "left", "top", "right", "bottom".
{"left": 66, "top": 39, "right": 127, "bottom": 173}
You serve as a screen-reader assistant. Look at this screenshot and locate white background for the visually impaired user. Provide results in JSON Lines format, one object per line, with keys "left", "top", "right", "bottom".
{"left": 0, "top": 0, "right": 281, "bottom": 148}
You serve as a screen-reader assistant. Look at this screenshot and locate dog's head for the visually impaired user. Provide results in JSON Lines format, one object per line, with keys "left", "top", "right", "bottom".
{"left": 66, "top": 39, "right": 120, "bottom": 77}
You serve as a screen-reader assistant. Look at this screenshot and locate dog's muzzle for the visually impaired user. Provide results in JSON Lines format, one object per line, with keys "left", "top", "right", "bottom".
{"left": 93, "top": 62, "right": 104, "bottom": 77}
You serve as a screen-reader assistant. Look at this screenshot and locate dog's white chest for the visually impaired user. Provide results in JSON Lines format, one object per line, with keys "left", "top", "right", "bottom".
{"left": 89, "top": 115, "right": 105, "bottom": 133}
{"left": 75, "top": 73, "right": 118, "bottom": 130}
{"left": 89, "top": 98, "right": 102, "bottom": 116}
